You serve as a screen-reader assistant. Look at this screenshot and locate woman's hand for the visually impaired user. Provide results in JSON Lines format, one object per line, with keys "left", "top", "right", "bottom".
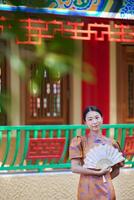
{"left": 71, "top": 158, "right": 111, "bottom": 176}
{"left": 96, "top": 167, "right": 111, "bottom": 176}
{"left": 115, "top": 161, "right": 124, "bottom": 168}
{"left": 110, "top": 162, "right": 123, "bottom": 179}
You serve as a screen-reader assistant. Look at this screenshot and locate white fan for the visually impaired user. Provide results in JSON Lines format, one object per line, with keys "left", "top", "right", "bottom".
{"left": 83, "top": 144, "right": 125, "bottom": 170}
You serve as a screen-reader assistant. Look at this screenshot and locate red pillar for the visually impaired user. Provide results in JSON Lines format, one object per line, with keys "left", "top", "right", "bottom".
{"left": 82, "top": 39, "right": 110, "bottom": 124}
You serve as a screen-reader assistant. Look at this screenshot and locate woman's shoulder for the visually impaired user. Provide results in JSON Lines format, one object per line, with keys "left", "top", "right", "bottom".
{"left": 70, "top": 135, "right": 87, "bottom": 145}
{"left": 69, "top": 135, "right": 86, "bottom": 159}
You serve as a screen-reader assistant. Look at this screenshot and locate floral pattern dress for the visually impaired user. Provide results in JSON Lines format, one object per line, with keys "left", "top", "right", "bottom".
{"left": 69, "top": 134, "right": 119, "bottom": 200}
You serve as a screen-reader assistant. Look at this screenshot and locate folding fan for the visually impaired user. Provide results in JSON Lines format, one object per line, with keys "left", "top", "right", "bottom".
{"left": 83, "top": 143, "right": 125, "bottom": 182}
{"left": 83, "top": 144, "right": 125, "bottom": 170}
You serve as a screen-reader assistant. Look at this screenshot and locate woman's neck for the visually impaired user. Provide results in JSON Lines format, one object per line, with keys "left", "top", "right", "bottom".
{"left": 90, "top": 131, "right": 102, "bottom": 137}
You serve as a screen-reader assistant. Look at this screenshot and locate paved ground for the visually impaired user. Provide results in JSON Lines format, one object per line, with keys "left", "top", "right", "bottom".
{"left": 0, "top": 168, "right": 133, "bottom": 200}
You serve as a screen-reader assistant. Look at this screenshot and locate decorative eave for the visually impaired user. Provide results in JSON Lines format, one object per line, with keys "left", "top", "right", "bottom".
{"left": 0, "top": 4, "right": 134, "bottom": 20}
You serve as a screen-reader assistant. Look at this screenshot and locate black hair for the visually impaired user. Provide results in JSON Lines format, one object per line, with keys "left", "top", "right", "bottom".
{"left": 83, "top": 106, "right": 103, "bottom": 121}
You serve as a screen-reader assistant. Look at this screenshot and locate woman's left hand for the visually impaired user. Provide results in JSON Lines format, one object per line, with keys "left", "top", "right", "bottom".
{"left": 114, "top": 161, "right": 124, "bottom": 168}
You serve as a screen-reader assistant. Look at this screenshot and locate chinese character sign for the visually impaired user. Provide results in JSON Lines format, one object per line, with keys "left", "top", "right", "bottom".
{"left": 123, "top": 136, "right": 134, "bottom": 156}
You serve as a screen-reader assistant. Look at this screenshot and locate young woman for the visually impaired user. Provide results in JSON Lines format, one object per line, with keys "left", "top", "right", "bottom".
{"left": 69, "top": 106, "right": 124, "bottom": 200}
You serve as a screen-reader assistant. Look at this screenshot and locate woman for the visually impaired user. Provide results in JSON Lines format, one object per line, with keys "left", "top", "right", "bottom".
{"left": 69, "top": 106, "right": 124, "bottom": 200}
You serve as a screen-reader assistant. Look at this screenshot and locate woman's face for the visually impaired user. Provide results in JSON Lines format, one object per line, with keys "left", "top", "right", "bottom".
{"left": 85, "top": 111, "right": 103, "bottom": 132}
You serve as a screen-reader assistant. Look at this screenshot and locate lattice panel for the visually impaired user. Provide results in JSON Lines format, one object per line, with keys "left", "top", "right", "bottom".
{"left": 0, "top": 16, "right": 134, "bottom": 44}
{"left": 128, "top": 64, "right": 134, "bottom": 118}
{"left": 0, "top": 42, "right": 7, "bottom": 125}
{"left": 29, "top": 65, "right": 62, "bottom": 119}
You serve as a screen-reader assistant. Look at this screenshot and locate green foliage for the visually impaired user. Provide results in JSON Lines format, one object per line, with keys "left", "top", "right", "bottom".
{"left": 7, "top": 0, "right": 49, "bottom": 7}
{"left": 0, "top": 8, "right": 95, "bottom": 120}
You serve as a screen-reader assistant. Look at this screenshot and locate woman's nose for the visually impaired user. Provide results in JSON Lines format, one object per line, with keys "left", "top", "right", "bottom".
{"left": 92, "top": 118, "right": 97, "bottom": 123}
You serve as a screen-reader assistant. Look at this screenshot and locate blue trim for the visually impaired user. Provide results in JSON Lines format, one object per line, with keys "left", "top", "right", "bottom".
{"left": 0, "top": 5, "right": 133, "bottom": 20}
{"left": 110, "top": 0, "right": 123, "bottom": 12}
{"left": 96, "top": 0, "right": 106, "bottom": 12}
{"left": 0, "top": 5, "right": 101, "bottom": 16}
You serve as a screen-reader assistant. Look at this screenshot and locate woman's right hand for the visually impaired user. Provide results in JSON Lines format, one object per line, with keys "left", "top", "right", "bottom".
{"left": 96, "top": 167, "right": 111, "bottom": 176}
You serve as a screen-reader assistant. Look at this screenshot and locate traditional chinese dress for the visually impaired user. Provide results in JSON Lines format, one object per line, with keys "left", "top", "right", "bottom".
{"left": 69, "top": 134, "right": 119, "bottom": 200}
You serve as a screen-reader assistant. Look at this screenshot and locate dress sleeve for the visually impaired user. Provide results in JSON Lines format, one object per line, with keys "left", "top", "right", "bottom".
{"left": 69, "top": 136, "right": 83, "bottom": 160}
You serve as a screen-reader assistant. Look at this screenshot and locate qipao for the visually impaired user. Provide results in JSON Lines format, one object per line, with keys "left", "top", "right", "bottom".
{"left": 69, "top": 135, "right": 118, "bottom": 200}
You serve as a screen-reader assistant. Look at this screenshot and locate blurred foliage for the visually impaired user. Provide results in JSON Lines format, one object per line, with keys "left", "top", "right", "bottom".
{"left": 0, "top": 1, "right": 95, "bottom": 122}
{"left": 6, "top": 0, "right": 49, "bottom": 7}
{"left": 0, "top": 92, "right": 11, "bottom": 115}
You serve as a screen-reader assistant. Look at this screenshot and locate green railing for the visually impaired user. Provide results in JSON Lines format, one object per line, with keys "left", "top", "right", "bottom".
{"left": 0, "top": 124, "right": 134, "bottom": 173}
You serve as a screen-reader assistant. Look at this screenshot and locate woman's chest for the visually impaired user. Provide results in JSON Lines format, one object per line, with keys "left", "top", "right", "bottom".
{"left": 82, "top": 136, "right": 112, "bottom": 158}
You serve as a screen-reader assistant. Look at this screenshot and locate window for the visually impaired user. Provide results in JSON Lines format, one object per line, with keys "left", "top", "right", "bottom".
{"left": 24, "top": 63, "right": 70, "bottom": 124}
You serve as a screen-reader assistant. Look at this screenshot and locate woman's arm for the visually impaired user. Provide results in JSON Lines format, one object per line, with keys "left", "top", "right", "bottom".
{"left": 71, "top": 158, "right": 110, "bottom": 176}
